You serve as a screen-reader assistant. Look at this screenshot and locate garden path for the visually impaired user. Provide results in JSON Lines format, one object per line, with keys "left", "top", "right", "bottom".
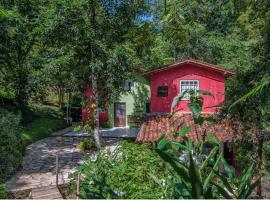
{"left": 64, "top": 126, "right": 139, "bottom": 138}
{"left": 5, "top": 136, "right": 119, "bottom": 198}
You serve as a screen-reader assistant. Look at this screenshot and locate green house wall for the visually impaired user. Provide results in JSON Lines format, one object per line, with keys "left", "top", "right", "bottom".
{"left": 108, "top": 76, "right": 150, "bottom": 127}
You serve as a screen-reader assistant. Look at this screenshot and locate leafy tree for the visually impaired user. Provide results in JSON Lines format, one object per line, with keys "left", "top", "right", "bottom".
{"left": 0, "top": 1, "right": 44, "bottom": 109}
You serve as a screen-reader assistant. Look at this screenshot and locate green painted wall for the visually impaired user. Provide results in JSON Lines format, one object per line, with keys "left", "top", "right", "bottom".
{"left": 108, "top": 75, "right": 150, "bottom": 127}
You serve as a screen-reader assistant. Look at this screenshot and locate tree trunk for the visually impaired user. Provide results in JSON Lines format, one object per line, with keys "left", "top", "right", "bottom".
{"left": 89, "top": 0, "right": 101, "bottom": 148}
{"left": 57, "top": 87, "right": 65, "bottom": 109}
{"left": 92, "top": 73, "right": 101, "bottom": 148}
{"left": 16, "top": 66, "right": 28, "bottom": 109}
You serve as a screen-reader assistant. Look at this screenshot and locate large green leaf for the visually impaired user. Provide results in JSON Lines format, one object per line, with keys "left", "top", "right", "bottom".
{"left": 237, "top": 163, "right": 255, "bottom": 196}
{"left": 212, "top": 182, "right": 233, "bottom": 199}
{"left": 213, "top": 171, "right": 235, "bottom": 196}
{"left": 203, "top": 154, "right": 222, "bottom": 193}
{"left": 229, "top": 76, "right": 270, "bottom": 110}
{"left": 171, "top": 141, "right": 189, "bottom": 151}
{"left": 188, "top": 152, "right": 203, "bottom": 199}
{"left": 0, "top": 7, "right": 8, "bottom": 17}
{"left": 156, "top": 149, "right": 190, "bottom": 182}
{"left": 204, "top": 186, "right": 215, "bottom": 199}
{"left": 157, "top": 136, "right": 170, "bottom": 150}
{"left": 196, "top": 90, "right": 213, "bottom": 97}
{"left": 188, "top": 103, "right": 202, "bottom": 119}
{"left": 205, "top": 134, "right": 220, "bottom": 145}
{"left": 240, "top": 178, "right": 260, "bottom": 199}
{"left": 200, "top": 146, "right": 219, "bottom": 170}
{"left": 179, "top": 126, "right": 191, "bottom": 137}
{"left": 221, "top": 157, "right": 236, "bottom": 179}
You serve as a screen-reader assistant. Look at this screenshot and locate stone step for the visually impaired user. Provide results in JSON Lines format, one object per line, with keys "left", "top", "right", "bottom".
{"left": 31, "top": 186, "right": 62, "bottom": 199}
{"left": 31, "top": 185, "right": 56, "bottom": 193}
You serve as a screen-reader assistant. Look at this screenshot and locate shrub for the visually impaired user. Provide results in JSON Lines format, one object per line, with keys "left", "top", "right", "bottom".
{"left": 79, "top": 138, "right": 97, "bottom": 151}
{"left": 0, "top": 184, "right": 12, "bottom": 199}
{"left": 74, "top": 124, "right": 93, "bottom": 133}
{"left": 0, "top": 109, "right": 24, "bottom": 182}
{"left": 235, "top": 141, "right": 254, "bottom": 171}
{"left": 264, "top": 143, "right": 270, "bottom": 173}
{"left": 75, "top": 141, "right": 177, "bottom": 199}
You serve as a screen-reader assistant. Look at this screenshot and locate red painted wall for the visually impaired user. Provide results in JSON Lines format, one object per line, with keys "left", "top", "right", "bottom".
{"left": 150, "top": 63, "right": 225, "bottom": 113}
{"left": 81, "top": 84, "right": 108, "bottom": 125}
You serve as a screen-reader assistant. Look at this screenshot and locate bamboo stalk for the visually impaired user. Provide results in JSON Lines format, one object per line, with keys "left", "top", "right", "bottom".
{"left": 77, "top": 172, "right": 81, "bottom": 200}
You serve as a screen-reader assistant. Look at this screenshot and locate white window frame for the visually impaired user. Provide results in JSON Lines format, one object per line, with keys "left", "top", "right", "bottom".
{"left": 123, "top": 80, "right": 134, "bottom": 92}
{"left": 179, "top": 80, "right": 200, "bottom": 100}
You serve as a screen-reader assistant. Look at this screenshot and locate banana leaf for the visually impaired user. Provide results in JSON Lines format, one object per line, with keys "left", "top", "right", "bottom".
{"left": 200, "top": 146, "right": 219, "bottom": 170}
{"left": 212, "top": 182, "right": 233, "bottom": 199}
{"left": 156, "top": 149, "right": 190, "bottom": 182}
{"left": 189, "top": 152, "right": 203, "bottom": 199}
{"left": 203, "top": 153, "right": 222, "bottom": 193}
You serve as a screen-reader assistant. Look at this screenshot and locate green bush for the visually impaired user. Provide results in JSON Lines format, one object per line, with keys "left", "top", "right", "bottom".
{"left": 100, "top": 121, "right": 112, "bottom": 129}
{"left": 235, "top": 141, "right": 254, "bottom": 171}
{"left": 0, "top": 184, "right": 12, "bottom": 199}
{"left": 264, "top": 143, "right": 270, "bottom": 173}
{"left": 0, "top": 109, "right": 24, "bottom": 182}
{"left": 79, "top": 138, "right": 97, "bottom": 151}
{"left": 75, "top": 141, "right": 176, "bottom": 199}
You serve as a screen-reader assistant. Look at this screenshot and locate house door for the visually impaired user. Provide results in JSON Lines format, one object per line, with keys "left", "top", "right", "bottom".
{"left": 114, "top": 102, "right": 126, "bottom": 127}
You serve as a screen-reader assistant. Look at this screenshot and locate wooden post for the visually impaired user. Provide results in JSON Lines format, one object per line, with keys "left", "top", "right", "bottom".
{"left": 76, "top": 172, "right": 81, "bottom": 200}
{"left": 256, "top": 130, "right": 264, "bottom": 197}
{"left": 56, "top": 151, "right": 59, "bottom": 187}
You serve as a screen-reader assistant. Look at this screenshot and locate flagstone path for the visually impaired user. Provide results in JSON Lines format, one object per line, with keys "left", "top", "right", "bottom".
{"left": 5, "top": 136, "right": 119, "bottom": 198}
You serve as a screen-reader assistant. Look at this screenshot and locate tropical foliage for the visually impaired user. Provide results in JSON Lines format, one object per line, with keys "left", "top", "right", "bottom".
{"left": 213, "top": 162, "right": 260, "bottom": 199}
{"left": 156, "top": 89, "right": 260, "bottom": 199}
{"left": 0, "top": 109, "right": 24, "bottom": 181}
{"left": 79, "top": 138, "right": 97, "bottom": 151}
{"left": 74, "top": 141, "right": 177, "bottom": 199}
{"left": 1, "top": 0, "right": 270, "bottom": 198}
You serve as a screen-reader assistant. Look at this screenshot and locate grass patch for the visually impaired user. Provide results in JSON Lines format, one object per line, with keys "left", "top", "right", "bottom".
{"left": 0, "top": 184, "right": 12, "bottom": 199}
{"left": 21, "top": 104, "right": 67, "bottom": 145}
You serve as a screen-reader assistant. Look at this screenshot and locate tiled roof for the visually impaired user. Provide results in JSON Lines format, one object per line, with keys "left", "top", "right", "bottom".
{"left": 136, "top": 112, "right": 248, "bottom": 143}
{"left": 144, "top": 58, "right": 235, "bottom": 76}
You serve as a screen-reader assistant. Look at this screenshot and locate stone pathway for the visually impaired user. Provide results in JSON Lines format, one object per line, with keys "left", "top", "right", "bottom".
{"left": 262, "top": 174, "right": 270, "bottom": 198}
{"left": 5, "top": 136, "right": 119, "bottom": 197}
{"left": 64, "top": 127, "right": 139, "bottom": 138}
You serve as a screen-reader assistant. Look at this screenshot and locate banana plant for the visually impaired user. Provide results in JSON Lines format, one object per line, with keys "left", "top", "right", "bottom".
{"left": 157, "top": 129, "right": 222, "bottom": 199}
{"left": 212, "top": 159, "right": 261, "bottom": 199}
{"left": 158, "top": 89, "right": 260, "bottom": 199}
{"left": 157, "top": 89, "right": 222, "bottom": 198}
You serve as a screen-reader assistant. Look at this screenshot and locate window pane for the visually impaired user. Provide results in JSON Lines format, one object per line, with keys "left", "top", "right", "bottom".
{"left": 180, "top": 80, "right": 199, "bottom": 100}
{"left": 157, "top": 86, "right": 168, "bottom": 97}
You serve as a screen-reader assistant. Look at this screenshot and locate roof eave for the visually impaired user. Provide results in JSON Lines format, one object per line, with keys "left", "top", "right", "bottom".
{"left": 144, "top": 59, "right": 235, "bottom": 76}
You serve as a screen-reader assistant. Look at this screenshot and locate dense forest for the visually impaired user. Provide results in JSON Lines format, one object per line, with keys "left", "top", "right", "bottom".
{"left": 1, "top": 0, "right": 270, "bottom": 199}
{"left": 1, "top": 0, "right": 270, "bottom": 114}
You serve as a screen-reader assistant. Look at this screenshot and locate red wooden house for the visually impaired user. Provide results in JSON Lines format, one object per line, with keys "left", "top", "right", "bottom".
{"left": 145, "top": 58, "right": 234, "bottom": 113}
{"left": 136, "top": 58, "right": 245, "bottom": 168}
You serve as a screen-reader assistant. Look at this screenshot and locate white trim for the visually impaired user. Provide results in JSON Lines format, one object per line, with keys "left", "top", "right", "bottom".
{"left": 179, "top": 80, "right": 200, "bottom": 100}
